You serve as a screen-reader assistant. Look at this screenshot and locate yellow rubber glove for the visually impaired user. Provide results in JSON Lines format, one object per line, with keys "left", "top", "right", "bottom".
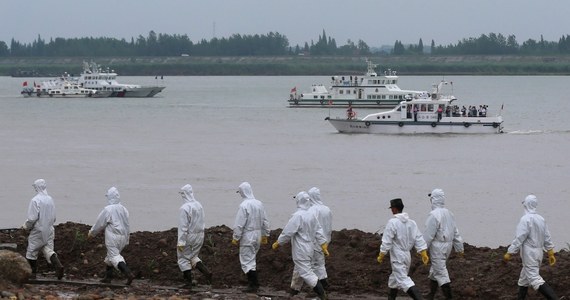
{"left": 503, "top": 252, "right": 512, "bottom": 262}
{"left": 177, "top": 245, "right": 184, "bottom": 252}
{"left": 261, "top": 236, "right": 268, "bottom": 245}
{"left": 458, "top": 251, "right": 465, "bottom": 258}
{"left": 377, "top": 252, "right": 385, "bottom": 264}
{"left": 231, "top": 239, "right": 239, "bottom": 246}
{"left": 548, "top": 249, "right": 556, "bottom": 266}
{"left": 272, "top": 241, "right": 280, "bottom": 250}
{"left": 421, "top": 250, "right": 429, "bottom": 265}
{"left": 321, "top": 243, "right": 329, "bottom": 257}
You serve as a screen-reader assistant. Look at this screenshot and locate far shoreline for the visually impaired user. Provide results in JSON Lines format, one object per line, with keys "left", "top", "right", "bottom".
{"left": 3, "top": 55, "right": 570, "bottom": 77}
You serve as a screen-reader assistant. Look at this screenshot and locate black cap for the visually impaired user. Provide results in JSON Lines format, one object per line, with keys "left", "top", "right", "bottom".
{"left": 389, "top": 198, "right": 404, "bottom": 210}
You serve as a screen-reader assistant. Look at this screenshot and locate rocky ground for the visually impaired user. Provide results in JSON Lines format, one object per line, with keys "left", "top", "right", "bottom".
{"left": 1, "top": 222, "right": 569, "bottom": 299}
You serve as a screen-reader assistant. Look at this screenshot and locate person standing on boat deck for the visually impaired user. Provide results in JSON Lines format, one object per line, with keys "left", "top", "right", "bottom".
{"left": 347, "top": 104, "right": 354, "bottom": 119}
{"left": 423, "top": 189, "right": 464, "bottom": 300}
{"left": 437, "top": 106, "right": 443, "bottom": 122}
{"left": 232, "top": 182, "right": 270, "bottom": 293}
{"left": 22, "top": 179, "right": 64, "bottom": 280}
{"left": 378, "top": 198, "right": 429, "bottom": 300}
{"left": 503, "top": 194, "right": 558, "bottom": 300}
{"left": 88, "top": 187, "right": 135, "bottom": 285}
{"left": 413, "top": 105, "right": 419, "bottom": 122}
{"left": 177, "top": 184, "right": 212, "bottom": 289}
{"left": 289, "top": 187, "right": 333, "bottom": 295}
{"left": 272, "top": 191, "right": 329, "bottom": 300}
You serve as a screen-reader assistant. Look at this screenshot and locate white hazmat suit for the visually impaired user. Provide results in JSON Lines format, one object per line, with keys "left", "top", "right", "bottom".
{"left": 24, "top": 179, "right": 57, "bottom": 261}
{"left": 380, "top": 211, "right": 427, "bottom": 292}
{"left": 507, "top": 195, "right": 555, "bottom": 290}
{"left": 233, "top": 182, "right": 270, "bottom": 274}
{"left": 277, "top": 191, "right": 327, "bottom": 289}
{"left": 424, "top": 189, "right": 464, "bottom": 286}
{"left": 177, "top": 184, "right": 205, "bottom": 272}
{"left": 308, "top": 187, "right": 332, "bottom": 280}
{"left": 290, "top": 187, "right": 333, "bottom": 291}
{"left": 89, "top": 187, "right": 131, "bottom": 268}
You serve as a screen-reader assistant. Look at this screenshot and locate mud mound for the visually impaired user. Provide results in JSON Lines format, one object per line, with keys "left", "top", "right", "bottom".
{"left": 1, "top": 222, "right": 569, "bottom": 299}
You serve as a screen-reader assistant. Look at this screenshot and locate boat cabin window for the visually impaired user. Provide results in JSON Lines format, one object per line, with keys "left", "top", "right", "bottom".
{"left": 339, "top": 90, "right": 344, "bottom": 94}
{"left": 428, "top": 104, "right": 434, "bottom": 112}
{"left": 421, "top": 104, "right": 427, "bottom": 111}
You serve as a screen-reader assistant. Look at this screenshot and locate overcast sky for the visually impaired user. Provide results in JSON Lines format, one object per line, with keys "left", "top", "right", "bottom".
{"left": 3, "top": 0, "right": 570, "bottom": 48}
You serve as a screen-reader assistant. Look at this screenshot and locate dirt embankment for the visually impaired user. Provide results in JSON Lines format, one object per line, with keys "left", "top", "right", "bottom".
{"left": 1, "top": 222, "right": 569, "bottom": 299}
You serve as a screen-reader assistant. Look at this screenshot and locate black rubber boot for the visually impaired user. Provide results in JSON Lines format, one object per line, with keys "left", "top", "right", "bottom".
{"left": 537, "top": 283, "right": 558, "bottom": 300}
{"left": 49, "top": 253, "right": 64, "bottom": 280}
{"left": 312, "top": 280, "right": 327, "bottom": 300}
{"left": 288, "top": 288, "right": 300, "bottom": 296}
{"left": 388, "top": 288, "right": 398, "bottom": 300}
{"left": 195, "top": 261, "right": 212, "bottom": 283}
{"left": 406, "top": 285, "right": 424, "bottom": 300}
{"left": 117, "top": 262, "right": 135, "bottom": 285}
{"left": 100, "top": 265, "right": 114, "bottom": 283}
{"left": 27, "top": 259, "right": 38, "bottom": 279}
{"left": 181, "top": 270, "right": 192, "bottom": 289}
{"left": 427, "top": 280, "right": 439, "bottom": 300}
{"left": 320, "top": 278, "right": 330, "bottom": 290}
{"left": 242, "top": 270, "right": 258, "bottom": 293}
{"left": 441, "top": 283, "right": 453, "bottom": 299}
{"left": 517, "top": 285, "right": 528, "bottom": 300}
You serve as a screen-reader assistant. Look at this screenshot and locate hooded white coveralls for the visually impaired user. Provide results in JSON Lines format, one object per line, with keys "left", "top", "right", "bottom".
{"left": 423, "top": 189, "right": 464, "bottom": 286}
{"left": 291, "top": 187, "right": 333, "bottom": 290}
{"left": 507, "top": 195, "right": 555, "bottom": 290}
{"left": 278, "top": 191, "right": 327, "bottom": 289}
{"left": 89, "top": 187, "right": 131, "bottom": 268}
{"left": 380, "top": 212, "right": 427, "bottom": 292}
{"left": 24, "top": 179, "right": 57, "bottom": 261}
{"left": 233, "top": 182, "right": 270, "bottom": 274}
{"left": 177, "top": 184, "right": 205, "bottom": 272}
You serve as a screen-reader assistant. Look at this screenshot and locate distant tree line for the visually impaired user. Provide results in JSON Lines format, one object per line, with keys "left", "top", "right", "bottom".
{"left": 1, "top": 30, "right": 570, "bottom": 57}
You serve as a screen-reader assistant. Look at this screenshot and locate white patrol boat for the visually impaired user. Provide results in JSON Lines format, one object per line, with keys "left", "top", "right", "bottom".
{"left": 21, "top": 76, "right": 109, "bottom": 98}
{"left": 75, "top": 61, "right": 165, "bottom": 97}
{"left": 288, "top": 60, "right": 427, "bottom": 108}
{"left": 325, "top": 81, "right": 504, "bottom": 134}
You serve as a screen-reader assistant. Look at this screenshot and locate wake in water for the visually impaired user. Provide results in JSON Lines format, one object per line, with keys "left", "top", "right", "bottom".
{"left": 506, "top": 129, "right": 570, "bottom": 135}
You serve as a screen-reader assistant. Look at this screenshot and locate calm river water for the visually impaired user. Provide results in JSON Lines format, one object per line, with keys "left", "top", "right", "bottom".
{"left": 0, "top": 75, "right": 569, "bottom": 248}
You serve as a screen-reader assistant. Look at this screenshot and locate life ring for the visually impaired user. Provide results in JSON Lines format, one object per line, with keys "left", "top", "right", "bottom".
{"left": 492, "top": 122, "right": 499, "bottom": 128}
{"left": 431, "top": 122, "right": 437, "bottom": 128}
{"left": 365, "top": 121, "right": 371, "bottom": 126}
{"left": 398, "top": 122, "right": 404, "bottom": 127}
{"left": 464, "top": 122, "right": 471, "bottom": 128}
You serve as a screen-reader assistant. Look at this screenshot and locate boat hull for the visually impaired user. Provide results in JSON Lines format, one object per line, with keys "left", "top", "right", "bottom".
{"left": 21, "top": 91, "right": 111, "bottom": 98}
{"left": 105, "top": 86, "right": 165, "bottom": 98}
{"left": 326, "top": 118, "right": 504, "bottom": 134}
{"left": 288, "top": 98, "right": 400, "bottom": 108}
